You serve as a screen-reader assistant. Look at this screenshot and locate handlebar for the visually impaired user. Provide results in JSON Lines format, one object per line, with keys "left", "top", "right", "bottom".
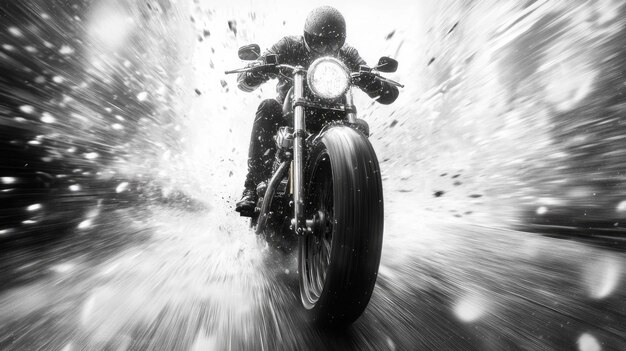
{"left": 225, "top": 63, "right": 297, "bottom": 75}
{"left": 349, "top": 72, "right": 404, "bottom": 88}
{"left": 277, "top": 64, "right": 297, "bottom": 71}
{"left": 225, "top": 63, "right": 403, "bottom": 88}
{"left": 224, "top": 67, "right": 252, "bottom": 74}
{"left": 375, "top": 76, "right": 404, "bottom": 88}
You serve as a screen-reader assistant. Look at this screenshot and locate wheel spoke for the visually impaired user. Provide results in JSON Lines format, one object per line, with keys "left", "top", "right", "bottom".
{"left": 308, "top": 237, "right": 319, "bottom": 299}
{"left": 314, "top": 245, "right": 323, "bottom": 294}
{"left": 300, "top": 152, "right": 334, "bottom": 306}
{"left": 306, "top": 239, "right": 316, "bottom": 299}
{"left": 323, "top": 238, "right": 331, "bottom": 265}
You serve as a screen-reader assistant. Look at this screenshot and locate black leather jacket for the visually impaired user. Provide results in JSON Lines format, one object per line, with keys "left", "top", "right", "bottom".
{"left": 237, "top": 35, "right": 399, "bottom": 105}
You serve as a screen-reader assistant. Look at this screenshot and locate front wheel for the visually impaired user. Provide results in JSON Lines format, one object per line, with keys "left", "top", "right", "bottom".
{"left": 299, "top": 126, "right": 384, "bottom": 326}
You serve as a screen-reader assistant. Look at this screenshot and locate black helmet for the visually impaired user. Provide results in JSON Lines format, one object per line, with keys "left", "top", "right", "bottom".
{"left": 303, "top": 6, "right": 346, "bottom": 55}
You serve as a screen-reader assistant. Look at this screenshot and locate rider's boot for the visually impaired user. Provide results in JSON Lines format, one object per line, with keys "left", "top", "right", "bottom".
{"left": 236, "top": 167, "right": 261, "bottom": 216}
{"left": 235, "top": 186, "right": 257, "bottom": 216}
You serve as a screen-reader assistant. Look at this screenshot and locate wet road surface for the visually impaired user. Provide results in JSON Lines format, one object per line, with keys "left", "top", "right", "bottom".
{"left": 1, "top": 197, "right": 624, "bottom": 351}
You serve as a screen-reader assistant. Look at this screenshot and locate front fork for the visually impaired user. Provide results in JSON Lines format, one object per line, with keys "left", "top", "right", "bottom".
{"left": 345, "top": 88, "right": 357, "bottom": 123}
{"left": 291, "top": 80, "right": 357, "bottom": 235}
{"left": 292, "top": 67, "right": 306, "bottom": 235}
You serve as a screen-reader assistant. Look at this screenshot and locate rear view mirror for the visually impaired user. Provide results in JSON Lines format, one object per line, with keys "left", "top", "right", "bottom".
{"left": 238, "top": 44, "right": 260, "bottom": 60}
{"left": 376, "top": 56, "right": 398, "bottom": 73}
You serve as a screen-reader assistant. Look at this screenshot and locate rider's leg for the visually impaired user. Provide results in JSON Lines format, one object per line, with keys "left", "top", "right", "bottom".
{"left": 236, "top": 99, "right": 284, "bottom": 213}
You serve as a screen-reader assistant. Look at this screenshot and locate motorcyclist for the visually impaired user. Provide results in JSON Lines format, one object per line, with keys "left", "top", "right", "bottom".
{"left": 235, "top": 6, "right": 399, "bottom": 214}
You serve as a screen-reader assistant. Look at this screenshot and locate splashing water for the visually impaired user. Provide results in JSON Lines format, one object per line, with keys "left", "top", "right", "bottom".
{"left": 1, "top": 1, "right": 626, "bottom": 350}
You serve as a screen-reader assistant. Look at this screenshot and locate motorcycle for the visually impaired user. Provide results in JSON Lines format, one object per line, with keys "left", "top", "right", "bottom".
{"left": 226, "top": 44, "right": 403, "bottom": 325}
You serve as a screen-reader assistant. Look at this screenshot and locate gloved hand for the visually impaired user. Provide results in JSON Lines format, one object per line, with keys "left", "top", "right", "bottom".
{"left": 243, "top": 64, "right": 278, "bottom": 86}
{"left": 355, "top": 71, "right": 382, "bottom": 93}
{"left": 247, "top": 63, "right": 280, "bottom": 80}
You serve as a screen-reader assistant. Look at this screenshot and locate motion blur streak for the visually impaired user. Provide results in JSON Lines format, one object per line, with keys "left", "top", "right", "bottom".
{"left": 0, "top": 0, "right": 625, "bottom": 350}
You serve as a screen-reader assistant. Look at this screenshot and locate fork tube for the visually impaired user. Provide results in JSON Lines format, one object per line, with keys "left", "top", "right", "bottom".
{"left": 293, "top": 68, "right": 306, "bottom": 235}
{"left": 345, "top": 88, "right": 357, "bottom": 123}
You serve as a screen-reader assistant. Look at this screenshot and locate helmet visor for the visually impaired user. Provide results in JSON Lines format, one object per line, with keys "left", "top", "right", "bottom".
{"left": 304, "top": 32, "right": 344, "bottom": 55}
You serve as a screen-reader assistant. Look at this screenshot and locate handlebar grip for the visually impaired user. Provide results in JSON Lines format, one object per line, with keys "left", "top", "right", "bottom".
{"left": 378, "top": 76, "right": 405, "bottom": 88}
{"left": 225, "top": 65, "right": 268, "bottom": 75}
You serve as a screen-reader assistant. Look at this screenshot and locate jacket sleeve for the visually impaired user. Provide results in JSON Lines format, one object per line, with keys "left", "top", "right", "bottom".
{"left": 342, "top": 46, "right": 399, "bottom": 105}
{"left": 236, "top": 37, "right": 291, "bottom": 92}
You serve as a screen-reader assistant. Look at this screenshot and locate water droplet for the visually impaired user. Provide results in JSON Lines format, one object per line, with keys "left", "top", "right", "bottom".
{"left": 59, "top": 45, "right": 74, "bottom": 55}
{"left": 137, "top": 91, "right": 148, "bottom": 101}
{"left": 586, "top": 255, "right": 622, "bottom": 299}
{"left": 577, "top": 333, "right": 601, "bottom": 351}
{"left": 78, "top": 219, "right": 93, "bottom": 229}
{"left": 19, "top": 105, "right": 35, "bottom": 114}
{"left": 84, "top": 152, "right": 99, "bottom": 160}
{"left": 454, "top": 295, "right": 486, "bottom": 322}
{"left": 1, "top": 177, "right": 17, "bottom": 184}
{"left": 51, "top": 263, "right": 75, "bottom": 273}
{"left": 8, "top": 27, "right": 23, "bottom": 37}
{"left": 0, "top": 228, "right": 15, "bottom": 235}
{"left": 41, "top": 112, "right": 56, "bottom": 123}
{"left": 116, "top": 182, "right": 129, "bottom": 193}
{"left": 27, "top": 203, "right": 42, "bottom": 211}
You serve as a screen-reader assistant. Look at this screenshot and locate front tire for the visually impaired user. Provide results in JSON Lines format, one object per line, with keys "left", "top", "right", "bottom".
{"left": 299, "top": 126, "right": 384, "bottom": 326}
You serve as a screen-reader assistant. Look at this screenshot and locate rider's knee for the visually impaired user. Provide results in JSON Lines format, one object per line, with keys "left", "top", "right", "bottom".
{"left": 255, "top": 99, "right": 282, "bottom": 122}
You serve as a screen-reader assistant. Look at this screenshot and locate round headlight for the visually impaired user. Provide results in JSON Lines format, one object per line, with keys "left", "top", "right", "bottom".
{"left": 307, "top": 57, "right": 350, "bottom": 100}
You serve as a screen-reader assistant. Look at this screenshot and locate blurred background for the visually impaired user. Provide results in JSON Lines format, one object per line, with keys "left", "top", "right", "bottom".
{"left": 0, "top": 0, "right": 624, "bottom": 350}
